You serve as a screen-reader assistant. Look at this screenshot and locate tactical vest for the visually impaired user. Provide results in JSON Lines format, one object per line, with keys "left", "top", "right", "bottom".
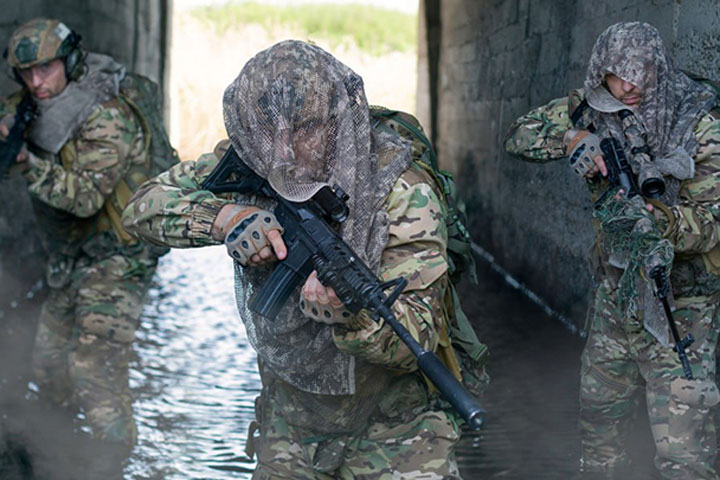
{"left": 94, "top": 73, "right": 180, "bottom": 244}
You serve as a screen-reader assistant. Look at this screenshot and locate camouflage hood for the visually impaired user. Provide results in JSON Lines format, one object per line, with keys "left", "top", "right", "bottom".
{"left": 583, "top": 22, "right": 717, "bottom": 204}
{"left": 28, "top": 52, "right": 125, "bottom": 154}
{"left": 223, "top": 40, "right": 411, "bottom": 395}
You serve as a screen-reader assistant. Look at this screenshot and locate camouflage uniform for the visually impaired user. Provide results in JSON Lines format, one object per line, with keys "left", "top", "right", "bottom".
{"left": 123, "top": 136, "right": 485, "bottom": 478}
{"left": 1, "top": 20, "right": 161, "bottom": 453}
{"left": 504, "top": 93, "right": 720, "bottom": 478}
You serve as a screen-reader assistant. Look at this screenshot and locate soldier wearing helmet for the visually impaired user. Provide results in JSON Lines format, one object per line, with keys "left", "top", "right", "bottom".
{"left": 5, "top": 17, "right": 85, "bottom": 93}
{"left": 0, "top": 17, "right": 168, "bottom": 477}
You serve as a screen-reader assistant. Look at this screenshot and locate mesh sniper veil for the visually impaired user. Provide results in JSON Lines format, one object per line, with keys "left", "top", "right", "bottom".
{"left": 223, "top": 40, "right": 411, "bottom": 395}
{"left": 583, "top": 22, "right": 717, "bottom": 205}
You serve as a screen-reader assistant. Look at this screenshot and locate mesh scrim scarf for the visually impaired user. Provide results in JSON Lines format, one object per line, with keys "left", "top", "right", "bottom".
{"left": 223, "top": 40, "right": 411, "bottom": 395}
{"left": 584, "top": 21, "right": 717, "bottom": 205}
{"left": 29, "top": 53, "right": 125, "bottom": 154}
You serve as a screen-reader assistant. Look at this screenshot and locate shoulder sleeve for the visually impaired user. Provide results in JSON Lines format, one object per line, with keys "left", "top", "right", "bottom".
{"left": 659, "top": 113, "right": 720, "bottom": 253}
{"left": 122, "top": 149, "right": 233, "bottom": 248}
{"left": 332, "top": 166, "right": 451, "bottom": 372}
{"left": 503, "top": 96, "right": 571, "bottom": 163}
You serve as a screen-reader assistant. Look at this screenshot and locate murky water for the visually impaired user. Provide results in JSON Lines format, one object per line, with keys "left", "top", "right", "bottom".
{"left": 127, "top": 246, "right": 259, "bottom": 479}
{"left": 1, "top": 245, "right": 658, "bottom": 479}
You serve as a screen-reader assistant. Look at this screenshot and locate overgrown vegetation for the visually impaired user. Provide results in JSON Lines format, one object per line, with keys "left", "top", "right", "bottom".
{"left": 189, "top": 2, "right": 417, "bottom": 55}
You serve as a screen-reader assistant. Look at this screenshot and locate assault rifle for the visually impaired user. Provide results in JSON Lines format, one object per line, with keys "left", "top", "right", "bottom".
{"left": 202, "top": 146, "right": 486, "bottom": 430}
{"left": 600, "top": 130, "right": 664, "bottom": 200}
{"left": 0, "top": 94, "right": 36, "bottom": 178}
{"left": 650, "top": 266, "right": 694, "bottom": 380}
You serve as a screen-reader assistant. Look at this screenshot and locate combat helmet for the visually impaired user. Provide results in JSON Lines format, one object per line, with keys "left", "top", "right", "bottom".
{"left": 4, "top": 18, "right": 84, "bottom": 82}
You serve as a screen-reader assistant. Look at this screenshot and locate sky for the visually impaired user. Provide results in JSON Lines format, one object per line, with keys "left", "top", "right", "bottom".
{"left": 174, "top": 0, "right": 419, "bottom": 14}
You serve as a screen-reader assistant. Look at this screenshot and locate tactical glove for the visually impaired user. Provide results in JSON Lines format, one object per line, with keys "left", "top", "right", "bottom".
{"left": 222, "top": 207, "right": 284, "bottom": 266}
{"left": 565, "top": 129, "right": 602, "bottom": 177}
{"left": 299, "top": 294, "right": 353, "bottom": 325}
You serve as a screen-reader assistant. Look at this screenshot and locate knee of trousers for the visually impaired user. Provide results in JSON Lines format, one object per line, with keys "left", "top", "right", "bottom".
{"left": 580, "top": 364, "right": 638, "bottom": 419}
{"left": 653, "top": 376, "right": 720, "bottom": 460}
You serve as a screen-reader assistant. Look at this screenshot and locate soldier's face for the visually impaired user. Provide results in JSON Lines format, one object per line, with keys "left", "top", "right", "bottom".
{"left": 604, "top": 73, "right": 643, "bottom": 107}
{"left": 18, "top": 58, "right": 68, "bottom": 100}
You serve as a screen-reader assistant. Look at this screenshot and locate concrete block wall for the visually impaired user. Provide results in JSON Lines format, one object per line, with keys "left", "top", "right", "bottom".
{"left": 418, "top": 0, "right": 720, "bottom": 328}
{"left": 0, "top": 0, "right": 170, "bottom": 307}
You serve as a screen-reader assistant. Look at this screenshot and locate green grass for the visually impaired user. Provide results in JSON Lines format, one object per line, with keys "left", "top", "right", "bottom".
{"left": 189, "top": 2, "right": 417, "bottom": 56}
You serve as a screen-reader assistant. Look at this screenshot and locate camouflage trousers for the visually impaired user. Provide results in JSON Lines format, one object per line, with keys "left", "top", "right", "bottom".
{"left": 580, "top": 279, "right": 720, "bottom": 479}
{"left": 248, "top": 391, "right": 462, "bottom": 479}
{"left": 31, "top": 248, "right": 156, "bottom": 449}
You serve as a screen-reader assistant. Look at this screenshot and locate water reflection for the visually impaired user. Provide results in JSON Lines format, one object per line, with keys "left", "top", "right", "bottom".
{"left": 128, "top": 246, "right": 258, "bottom": 479}
{"left": 123, "top": 246, "right": 656, "bottom": 479}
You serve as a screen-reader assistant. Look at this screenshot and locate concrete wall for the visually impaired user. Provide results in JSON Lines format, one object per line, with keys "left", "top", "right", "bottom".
{"left": 418, "top": 0, "right": 720, "bottom": 327}
{"left": 0, "top": 0, "right": 170, "bottom": 308}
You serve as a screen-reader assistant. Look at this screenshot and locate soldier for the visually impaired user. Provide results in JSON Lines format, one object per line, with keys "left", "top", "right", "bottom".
{"left": 122, "top": 40, "right": 488, "bottom": 479}
{"left": 0, "top": 17, "right": 170, "bottom": 473}
{"left": 504, "top": 22, "right": 720, "bottom": 479}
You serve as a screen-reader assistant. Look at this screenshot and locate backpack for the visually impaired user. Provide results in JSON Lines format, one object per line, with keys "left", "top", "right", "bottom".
{"left": 98, "top": 73, "right": 180, "bottom": 244}
{"left": 119, "top": 73, "right": 180, "bottom": 182}
{"left": 369, "top": 107, "right": 489, "bottom": 400}
{"left": 369, "top": 107, "right": 478, "bottom": 284}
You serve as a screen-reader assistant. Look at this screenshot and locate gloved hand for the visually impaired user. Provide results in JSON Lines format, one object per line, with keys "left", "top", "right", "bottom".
{"left": 218, "top": 206, "right": 285, "bottom": 266}
{"left": 0, "top": 114, "right": 29, "bottom": 167}
{"left": 564, "top": 129, "right": 604, "bottom": 177}
{"left": 299, "top": 271, "right": 353, "bottom": 325}
{"left": 0, "top": 114, "right": 15, "bottom": 141}
{"left": 597, "top": 192, "right": 655, "bottom": 233}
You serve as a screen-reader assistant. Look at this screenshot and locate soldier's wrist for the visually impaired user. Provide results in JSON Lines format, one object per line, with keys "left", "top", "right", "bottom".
{"left": 211, "top": 203, "right": 256, "bottom": 241}
{"left": 21, "top": 151, "right": 49, "bottom": 183}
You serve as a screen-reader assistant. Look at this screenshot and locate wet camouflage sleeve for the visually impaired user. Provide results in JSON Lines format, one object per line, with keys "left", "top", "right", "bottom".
{"left": 22, "top": 97, "right": 145, "bottom": 217}
{"left": 503, "top": 96, "right": 571, "bottom": 162}
{"left": 332, "top": 164, "right": 450, "bottom": 372}
{"left": 657, "top": 113, "right": 720, "bottom": 254}
{"left": 122, "top": 151, "right": 233, "bottom": 247}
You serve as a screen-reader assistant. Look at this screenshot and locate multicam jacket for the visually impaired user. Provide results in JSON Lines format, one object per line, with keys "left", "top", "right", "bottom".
{"left": 0, "top": 89, "right": 147, "bottom": 264}
{"left": 123, "top": 139, "right": 460, "bottom": 429}
{"left": 504, "top": 93, "right": 720, "bottom": 297}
